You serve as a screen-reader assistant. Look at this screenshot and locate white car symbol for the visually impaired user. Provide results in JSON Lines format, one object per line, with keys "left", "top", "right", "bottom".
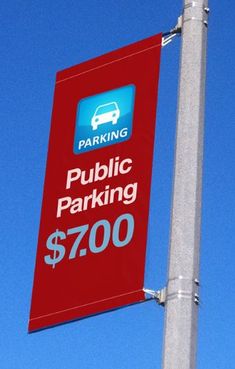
{"left": 91, "top": 102, "right": 120, "bottom": 130}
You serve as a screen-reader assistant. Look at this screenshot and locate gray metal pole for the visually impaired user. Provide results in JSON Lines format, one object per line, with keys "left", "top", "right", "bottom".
{"left": 162, "top": 1, "right": 209, "bottom": 369}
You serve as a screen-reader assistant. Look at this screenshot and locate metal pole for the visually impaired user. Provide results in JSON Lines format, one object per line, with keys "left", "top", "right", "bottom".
{"left": 162, "top": 1, "right": 209, "bottom": 369}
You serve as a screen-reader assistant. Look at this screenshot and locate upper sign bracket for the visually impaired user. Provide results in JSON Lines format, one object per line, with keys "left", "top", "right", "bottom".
{"left": 162, "top": 15, "right": 182, "bottom": 47}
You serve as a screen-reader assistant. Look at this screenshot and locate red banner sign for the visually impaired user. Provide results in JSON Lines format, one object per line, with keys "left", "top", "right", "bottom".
{"left": 29, "top": 33, "right": 162, "bottom": 332}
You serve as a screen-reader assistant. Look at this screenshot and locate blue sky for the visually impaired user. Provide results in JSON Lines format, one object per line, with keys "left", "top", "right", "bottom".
{"left": 1, "top": 1, "right": 235, "bottom": 368}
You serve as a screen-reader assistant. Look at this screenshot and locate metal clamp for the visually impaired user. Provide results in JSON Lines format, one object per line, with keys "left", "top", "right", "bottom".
{"left": 183, "top": 17, "right": 208, "bottom": 27}
{"left": 144, "top": 287, "right": 167, "bottom": 306}
{"left": 183, "top": 2, "right": 209, "bottom": 27}
{"left": 144, "top": 278, "right": 199, "bottom": 306}
{"left": 184, "top": 2, "right": 209, "bottom": 11}
{"left": 156, "top": 288, "right": 167, "bottom": 306}
{"left": 165, "top": 276, "right": 200, "bottom": 306}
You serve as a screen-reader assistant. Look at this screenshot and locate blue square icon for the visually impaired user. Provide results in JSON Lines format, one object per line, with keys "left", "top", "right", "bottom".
{"left": 73, "top": 85, "right": 135, "bottom": 154}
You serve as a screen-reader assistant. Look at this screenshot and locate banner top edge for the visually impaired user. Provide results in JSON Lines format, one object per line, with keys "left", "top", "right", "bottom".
{"left": 56, "top": 33, "right": 162, "bottom": 83}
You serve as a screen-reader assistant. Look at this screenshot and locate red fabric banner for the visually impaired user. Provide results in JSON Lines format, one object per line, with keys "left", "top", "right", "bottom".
{"left": 29, "top": 33, "right": 162, "bottom": 332}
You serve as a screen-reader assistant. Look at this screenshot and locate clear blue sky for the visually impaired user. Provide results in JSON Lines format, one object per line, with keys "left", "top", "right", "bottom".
{"left": 1, "top": 1, "right": 235, "bottom": 368}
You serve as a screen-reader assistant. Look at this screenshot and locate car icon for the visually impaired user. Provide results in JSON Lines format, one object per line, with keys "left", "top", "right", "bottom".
{"left": 91, "top": 102, "right": 120, "bottom": 130}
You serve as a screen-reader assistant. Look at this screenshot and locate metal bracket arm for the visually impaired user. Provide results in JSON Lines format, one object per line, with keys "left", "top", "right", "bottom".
{"left": 162, "top": 15, "right": 182, "bottom": 47}
{"left": 162, "top": 2, "right": 210, "bottom": 46}
{"left": 143, "top": 287, "right": 167, "bottom": 306}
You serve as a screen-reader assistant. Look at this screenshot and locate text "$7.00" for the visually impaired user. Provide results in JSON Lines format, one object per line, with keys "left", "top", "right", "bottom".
{"left": 44, "top": 213, "right": 134, "bottom": 268}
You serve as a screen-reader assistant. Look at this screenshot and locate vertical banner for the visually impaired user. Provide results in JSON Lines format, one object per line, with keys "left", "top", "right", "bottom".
{"left": 29, "top": 33, "right": 162, "bottom": 332}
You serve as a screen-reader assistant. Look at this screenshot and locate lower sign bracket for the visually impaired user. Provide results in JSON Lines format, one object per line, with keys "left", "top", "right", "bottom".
{"left": 143, "top": 287, "right": 166, "bottom": 307}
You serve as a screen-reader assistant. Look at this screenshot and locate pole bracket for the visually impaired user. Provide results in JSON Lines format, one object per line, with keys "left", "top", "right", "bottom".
{"left": 143, "top": 287, "right": 167, "bottom": 306}
{"left": 162, "top": 15, "right": 182, "bottom": 47}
